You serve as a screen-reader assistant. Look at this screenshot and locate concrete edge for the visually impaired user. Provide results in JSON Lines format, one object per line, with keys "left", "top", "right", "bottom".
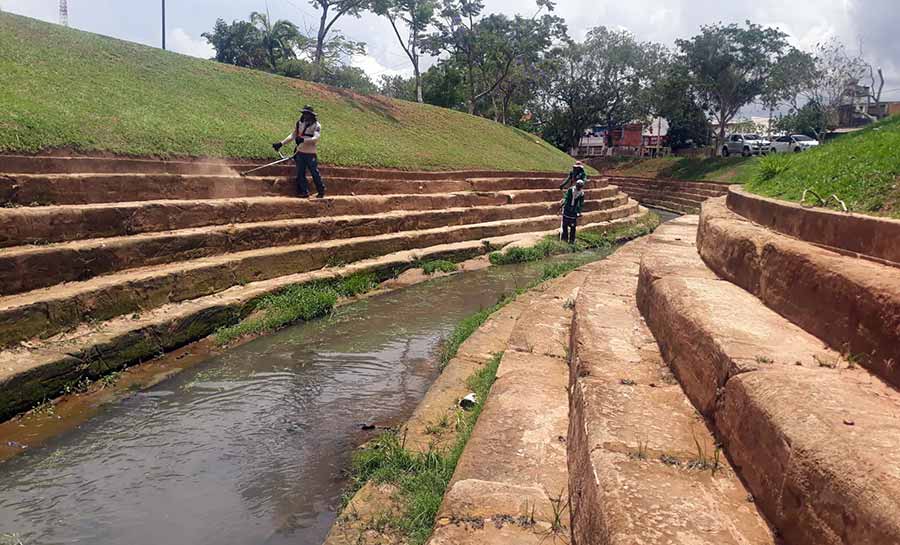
{"left": 727, "top": 185, "right": 900, "bottom": 266}
{"left": 698, "top": 197, "right": 900, "bottom": 389}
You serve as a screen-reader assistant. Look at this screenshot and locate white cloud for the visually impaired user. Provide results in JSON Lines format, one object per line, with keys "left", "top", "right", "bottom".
{"left": 350, "top": 53, "right": 413, "bottom": 81}
{"left": 168, "top": 27, "right": 214, "bottom": 59}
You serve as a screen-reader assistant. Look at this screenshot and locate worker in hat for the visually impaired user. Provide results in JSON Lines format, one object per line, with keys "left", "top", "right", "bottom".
{"left": 273, "top": 105, "right": 326, "bottom": 198}
{"left": 560, "top": 178, "right": 586, "bottom": 244}
{"left": 560, "top": 161, "right": 588, "bottom": 190}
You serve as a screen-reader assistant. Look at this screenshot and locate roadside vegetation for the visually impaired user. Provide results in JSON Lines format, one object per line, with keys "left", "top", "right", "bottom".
{"left": 0, "top": 13, "right": 573, "bottom": 171}
{"left": 745, "top": 116, "right": 900, "bottom": 218}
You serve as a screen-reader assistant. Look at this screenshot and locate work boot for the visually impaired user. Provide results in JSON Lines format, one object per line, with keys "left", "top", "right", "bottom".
{"left": 316, "top": 191, "right": 326, "bottom": 199}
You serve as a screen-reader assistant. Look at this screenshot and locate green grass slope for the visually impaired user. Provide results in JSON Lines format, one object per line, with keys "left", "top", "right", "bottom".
{"left": 0, "top": 13, "right": 574, "bottom": 171}
{"left": 746, "top": 117, "right": 900, "bottom": 218}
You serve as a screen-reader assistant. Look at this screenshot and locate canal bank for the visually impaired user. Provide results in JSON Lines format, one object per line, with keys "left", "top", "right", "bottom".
{"left": 0, "top": 247, "right": 621, "bottom": 545}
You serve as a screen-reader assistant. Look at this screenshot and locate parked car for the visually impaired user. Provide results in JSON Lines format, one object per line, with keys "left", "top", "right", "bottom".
{"left": 769, "top": 134, "right": 820, "bottom": 153}
{"left": 722, "top": 134, "right": 771, "bottom": 157}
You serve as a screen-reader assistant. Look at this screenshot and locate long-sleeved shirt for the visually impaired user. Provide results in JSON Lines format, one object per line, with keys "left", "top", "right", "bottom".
{"left": 281, "top": 120, "right": 321, "bottom": 155}
{"left": 559, "top": 167, "right": 588, "bottom": 190}
{"left": 562, "top": 186, "right": 585, "bottom": 219}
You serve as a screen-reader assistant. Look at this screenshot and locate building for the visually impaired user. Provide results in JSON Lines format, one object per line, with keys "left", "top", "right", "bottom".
{"left": 573, "top": 118, "right": 669, "bottom": 157}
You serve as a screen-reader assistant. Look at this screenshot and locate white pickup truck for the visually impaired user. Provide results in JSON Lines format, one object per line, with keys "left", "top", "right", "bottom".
{"left": 722, "top": 134, "right": 770, "bottom": 157}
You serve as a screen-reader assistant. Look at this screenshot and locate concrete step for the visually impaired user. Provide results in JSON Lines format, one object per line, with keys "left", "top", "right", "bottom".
{"left": 727, "top": 185, "right": 900, "bottom": 267}
{"left": 0, "top": 187, "right": 621, "bottom": 248}
{"left": 607, "top": 176, "right": 732, "bottom": 195}
{"left": 610, "top": 182, "right": 718, "bottom": 201}
{"left": 568, "top": 237, "right": 776, "bottom": 544}
{"left": 0, "top": 211, "right": 650, "bottom": 423}
{"left": 0, "top": 196, "right": 630, "bottom": 295}
{"left": 0, "top": 154, "right": 563, "bottom": 179}
{"left": 430, "top": 269, "right": 590, "bottom": 543}
{"left": 1, "top": 173, "right": 573, "bottom": 205}
{"left": 698, "top": 197, "right": 900, "bottom": 389}
{"left": 0, "top": 203, "right": 642, "bottom": 348}
{"left": 637, "top": 216, "right": 900, "bottom": 545}
{"left": 614, "top": 189, "right": 707, "bottom": 208}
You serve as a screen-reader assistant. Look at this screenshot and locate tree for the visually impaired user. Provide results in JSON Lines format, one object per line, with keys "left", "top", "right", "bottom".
{"left": 372, "top": 0, "right": 436, "bottom": 102}
{"left": 378, "top": 74, "right": 417, "bottom": 100}
{"left": 425, "top": 0, "right": 565, "bottom": 116}
{"left": 249, "top": 11, "right": 305, "bottom": 71}
{"left": 203, "top": 19, "right": 267, "bottom": 69}
{"left": 204, "top": 12, "right": 372, "bottom": 93}
{"left": 761, "top": 47, "right": 817, "bottom": 136}
{"left": 308, "top": 0, "right": 369, "bottom": 81}
{"left": 776, "top": 100, "right": 829, "bottom": 139}
{"left": 653, "top": 60, "right": 711, "bottom": 149}
{"left": 528, "top": 28, "right": 662, "bottom": 153}
{"left": 677, "top": 21, "right": 792, "bottom": 150}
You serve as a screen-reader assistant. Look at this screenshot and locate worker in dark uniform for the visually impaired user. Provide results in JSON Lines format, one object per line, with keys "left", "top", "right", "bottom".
{"left": 560, "top": 179, "right": 585, "bottom": 244}
{"left": 273, "top": 105, "right": 325, "bottom": 198}
{"left": 560, "top": 161, "right": 588, "bottom": 190}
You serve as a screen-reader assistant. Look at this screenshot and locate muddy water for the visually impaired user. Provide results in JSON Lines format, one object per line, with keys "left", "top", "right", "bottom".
{"left": 0, "top": 252, "right": 608, "bottom": 545}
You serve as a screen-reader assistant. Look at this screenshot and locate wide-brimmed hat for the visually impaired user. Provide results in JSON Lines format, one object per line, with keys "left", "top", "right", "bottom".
{"left": 574, "top": 161, "right": 584, "bottom": 168}
{"left": 300, "top": 105, "right": 317, "bottom": 116}
{"left": 575, "top": 179, "right": 586, "bottom": 186}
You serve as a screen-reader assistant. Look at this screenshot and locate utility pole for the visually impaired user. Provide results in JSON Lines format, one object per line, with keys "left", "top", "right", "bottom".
{"left": 59, "top": 0, "right": 69, "bottom": 27}
{"left": 161, "top": 0, "right": 166, "bottom": 50}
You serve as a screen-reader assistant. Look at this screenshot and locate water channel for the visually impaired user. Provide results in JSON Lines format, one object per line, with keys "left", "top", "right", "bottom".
{"left": 0, "top": 250, "right": 613, "bottom": 545}
{"left": 0, "top": 209, "right": 678, "bottom": 545}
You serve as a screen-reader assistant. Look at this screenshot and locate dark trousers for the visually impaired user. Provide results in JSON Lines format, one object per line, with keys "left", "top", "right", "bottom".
{"left": 294, "top": 153, "right": 325, "bottom": 196}
{"left": 561, "top": 215, "right": 577, "bottom": 244}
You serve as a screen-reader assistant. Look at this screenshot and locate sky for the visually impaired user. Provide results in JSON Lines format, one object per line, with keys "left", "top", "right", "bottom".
{"left": 1, "top": 0, "right": 898, "bottom": 101}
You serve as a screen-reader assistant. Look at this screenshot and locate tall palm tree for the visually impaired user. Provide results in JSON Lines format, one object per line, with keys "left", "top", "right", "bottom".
{"left": 250, "top": 11, "right": 303, "bottom": 71}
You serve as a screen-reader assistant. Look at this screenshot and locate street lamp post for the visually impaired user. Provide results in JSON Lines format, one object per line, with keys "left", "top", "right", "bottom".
{"left": 162, "top": 0, "right": 166, "bottom": 50}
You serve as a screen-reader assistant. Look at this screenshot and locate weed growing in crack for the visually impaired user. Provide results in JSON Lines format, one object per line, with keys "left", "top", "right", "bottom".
{"left": 687, "top": 429, "right": 722, "bottom": 475}
{"left": 629, "top": 440, "right": 649, "bottom": 461}
{"left": 548, "top": 490, "right": 570, "bottom": 535}
{"left": 755, "top": 355, "right": 774, "bottom": 365}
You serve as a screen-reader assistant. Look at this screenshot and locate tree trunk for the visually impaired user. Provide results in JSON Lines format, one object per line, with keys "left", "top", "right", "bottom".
{"left": 466, "top": 63, "right": 476, "bottom": 114}
{"left": 314, "top": 6, "right": 329, "bottom": 82}
{"left": 718, "top": 108, "right": 727, "bottom": 155}
{"left": 414, "top": 61, "right": 423, "bottom": 103}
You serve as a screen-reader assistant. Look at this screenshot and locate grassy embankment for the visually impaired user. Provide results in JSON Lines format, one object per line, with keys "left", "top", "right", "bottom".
{"left": 601, "top": 117, "right": 899, "bottom": 217}
{"left": 0, "top": 12, "right": 575, "bottom": 171}
{"left": 745, "top": 116, "right": 900, "bottom": 218}
{"left": 342, "top": 214, "right": 660, "bottom": 544}
{"left": 605, "top": 155, "right": 759, "bottom": 183}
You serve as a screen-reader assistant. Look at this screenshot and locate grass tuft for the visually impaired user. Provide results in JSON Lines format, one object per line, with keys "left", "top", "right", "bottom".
{"left": 420, "top": 260, "right": 458, "bottom": 275}
{"left": 348, "top": 353, "right": 503, "bottom": 544}
{"left": 214, "top": 272, "right": 378, "bottom": 344}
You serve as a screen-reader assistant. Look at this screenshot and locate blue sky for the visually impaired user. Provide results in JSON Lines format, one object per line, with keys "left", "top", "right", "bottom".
{"left": 1, "top": 0, "right": 897, "bottom": 99}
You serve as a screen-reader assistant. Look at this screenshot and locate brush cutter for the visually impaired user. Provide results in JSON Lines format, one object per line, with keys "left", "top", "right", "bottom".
{"left": 240, "top": 150, "right": 294, "bottom": 177}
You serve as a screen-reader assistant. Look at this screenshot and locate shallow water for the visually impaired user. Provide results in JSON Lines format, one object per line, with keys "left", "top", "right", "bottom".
{"left": 0, "top": 252, "right": 608, "bottom": 545}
